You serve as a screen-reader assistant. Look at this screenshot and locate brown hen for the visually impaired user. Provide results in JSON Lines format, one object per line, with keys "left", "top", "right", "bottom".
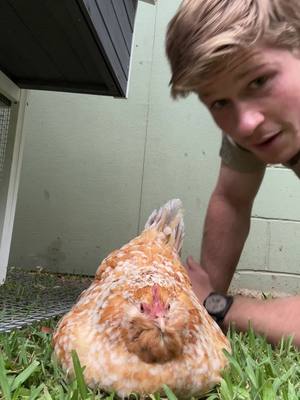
{"left": 53, "top": 199, "right": 230, "bottom": 398}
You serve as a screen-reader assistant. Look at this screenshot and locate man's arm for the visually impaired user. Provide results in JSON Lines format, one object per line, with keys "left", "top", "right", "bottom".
{"left": 199, "top": 161, "right": 265, "bottom": 293}
{"left": 187, "top": 260, "right": 300, "bottom": 347}
{"left": 223, "top": 295, "right": 300, "bottom": 347}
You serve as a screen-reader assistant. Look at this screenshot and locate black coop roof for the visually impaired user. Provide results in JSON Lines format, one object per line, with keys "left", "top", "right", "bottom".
{"left": 0, "top": 0, "right": 138, "bottom": 97}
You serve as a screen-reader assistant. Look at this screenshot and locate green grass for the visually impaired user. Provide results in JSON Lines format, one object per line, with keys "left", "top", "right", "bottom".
{"left": 0, "top": 320, "right": 300, "bottom": 399}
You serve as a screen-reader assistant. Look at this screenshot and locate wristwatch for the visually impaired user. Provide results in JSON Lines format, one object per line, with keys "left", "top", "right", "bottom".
{"left": 203, "top": 292, "right": 233, "bottom": 324}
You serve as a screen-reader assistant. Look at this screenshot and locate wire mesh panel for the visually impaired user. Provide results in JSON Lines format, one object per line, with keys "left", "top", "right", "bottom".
{"left": 0, "top": 268, "right": 92, "bottom": 332}
{"left": 0, "top": 94, "right": 11, "bottom": 183}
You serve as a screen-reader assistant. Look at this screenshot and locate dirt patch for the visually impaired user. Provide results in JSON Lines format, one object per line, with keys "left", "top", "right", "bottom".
{"left": 229, "top": 287, "right": 291, "bottom": 299}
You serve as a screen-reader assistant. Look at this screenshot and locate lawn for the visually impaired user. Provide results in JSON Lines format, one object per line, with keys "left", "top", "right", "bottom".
{"left": 1, "top": 319, "right": 300, "bottom": 400}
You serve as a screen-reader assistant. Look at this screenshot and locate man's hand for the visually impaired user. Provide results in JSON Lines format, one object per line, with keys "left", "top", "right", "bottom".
{"left": 185, "top": 256, "right": 214, "bottom": 303}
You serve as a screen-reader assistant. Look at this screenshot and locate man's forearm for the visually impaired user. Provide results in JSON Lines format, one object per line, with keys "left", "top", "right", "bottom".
{"left": 223, "top": 295, "right": 300, "bottom": 347}
{"left": 186, "top": 258, "right": 300, "bottom": 347}
{"left": 201, "top": 193, "right": 252, "bottom": 293}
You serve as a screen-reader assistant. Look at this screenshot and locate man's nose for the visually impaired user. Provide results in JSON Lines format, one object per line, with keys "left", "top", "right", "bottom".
{"left": 235, "top": 103, "right": 265, "bottom": 139}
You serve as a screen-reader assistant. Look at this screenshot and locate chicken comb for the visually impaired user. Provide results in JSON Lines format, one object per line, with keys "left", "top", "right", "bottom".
{"left": 144, "top": 199, "right": 184, "bottom": 253}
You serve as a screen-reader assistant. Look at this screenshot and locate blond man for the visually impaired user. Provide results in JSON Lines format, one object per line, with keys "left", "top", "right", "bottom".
{"left": 166, "top": 0, "right": 300, "bottom": 346}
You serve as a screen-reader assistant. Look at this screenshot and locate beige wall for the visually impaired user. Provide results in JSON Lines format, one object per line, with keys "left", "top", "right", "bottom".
{"left": 9, "top": 0, "right": 300, "bottom": 293}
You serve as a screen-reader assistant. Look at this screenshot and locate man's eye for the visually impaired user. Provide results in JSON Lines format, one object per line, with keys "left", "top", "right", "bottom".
{"left": 249, "top": 76, "right": 268, "bottom": 90}
{"left": 210, "top": 99, "right": 228, "bottom": 111}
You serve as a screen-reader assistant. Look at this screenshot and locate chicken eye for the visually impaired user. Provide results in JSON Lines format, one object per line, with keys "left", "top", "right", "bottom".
{"left": 140, "top": 303, "right": 145, "bottom": 313}
{"left": 167, "top": 303, "right": 171, "bottom": 310}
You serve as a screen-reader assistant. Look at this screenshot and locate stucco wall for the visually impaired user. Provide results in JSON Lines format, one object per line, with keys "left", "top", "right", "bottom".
{"left": 9, "top": 0, "right": 300, "bottom": 293}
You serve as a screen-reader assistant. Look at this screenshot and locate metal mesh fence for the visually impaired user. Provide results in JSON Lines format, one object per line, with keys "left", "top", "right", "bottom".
{"left": 0, "top": 268, "right": 92, "bottom": 333}
{"left": 0, "top": 93, "right": 11, "bottom": 181}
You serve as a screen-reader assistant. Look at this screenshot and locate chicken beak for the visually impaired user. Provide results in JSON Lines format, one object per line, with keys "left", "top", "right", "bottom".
{"left": 156, "top": 317, "right": 166, "bottom": 332}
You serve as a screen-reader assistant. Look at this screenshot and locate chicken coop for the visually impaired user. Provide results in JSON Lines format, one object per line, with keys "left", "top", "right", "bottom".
{"left": 1, "top": 0, "right": 300, "bottom": 336}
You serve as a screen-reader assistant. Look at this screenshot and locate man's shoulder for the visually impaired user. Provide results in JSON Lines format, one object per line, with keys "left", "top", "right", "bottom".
{"left": 284, "top": 151, "right": 300, "bottom": 178}
{"left": 220, "top": 134, "right": 266, "bottom": 173}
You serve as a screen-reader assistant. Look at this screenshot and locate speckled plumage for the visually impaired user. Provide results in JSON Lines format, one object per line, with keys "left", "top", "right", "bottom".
{"left": 53, "top": 199, "right": 230, "bottom": 398}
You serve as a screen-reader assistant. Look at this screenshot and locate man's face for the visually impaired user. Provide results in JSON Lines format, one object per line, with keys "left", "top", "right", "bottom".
{"left": 197, "top": 45, "right": 300, "bottom": 164}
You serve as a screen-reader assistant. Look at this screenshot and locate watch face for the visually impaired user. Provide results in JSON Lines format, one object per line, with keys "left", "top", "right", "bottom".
{"left": 205, "top": 294, "right": 227, "bottom": 313}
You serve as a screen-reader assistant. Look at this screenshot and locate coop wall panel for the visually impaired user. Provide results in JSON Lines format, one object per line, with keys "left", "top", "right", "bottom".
{"left": 268, "top": 220, "right": 300, "bottom": 273}
{"left": 253, "top": 167, "right": 300, "bottom": 221}
{"left": 238, "top": 219, "right": 270, "bottom": 271}
{"left": 111, "top": 0, "right": 134, "bottom": 52}
{"left": 123, "top": 0, "right": 138, "bottom": 30}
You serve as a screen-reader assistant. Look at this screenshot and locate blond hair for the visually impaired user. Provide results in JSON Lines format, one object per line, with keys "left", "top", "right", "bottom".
{"left": 166, "top": 0, "right": 300, "bottom": 98}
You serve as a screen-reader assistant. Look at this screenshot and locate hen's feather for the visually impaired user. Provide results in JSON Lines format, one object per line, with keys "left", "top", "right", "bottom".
{"left": 53, "top": 199, "right": 230, "bottom": 398}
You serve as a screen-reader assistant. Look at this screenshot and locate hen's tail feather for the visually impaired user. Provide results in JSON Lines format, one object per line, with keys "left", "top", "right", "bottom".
{"left": 144, "top": 199, "right": 184, "bottom": 253}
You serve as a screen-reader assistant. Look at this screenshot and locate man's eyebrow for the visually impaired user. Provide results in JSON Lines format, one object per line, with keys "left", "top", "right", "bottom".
{"left": 199, "top": 63, "right": 269, "bottom": 99}
{"left": 236, "top": 63, "right": 269, "bottom": 81}
{"left": 199, "top": 90, "right": 214, "bottom": 99}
